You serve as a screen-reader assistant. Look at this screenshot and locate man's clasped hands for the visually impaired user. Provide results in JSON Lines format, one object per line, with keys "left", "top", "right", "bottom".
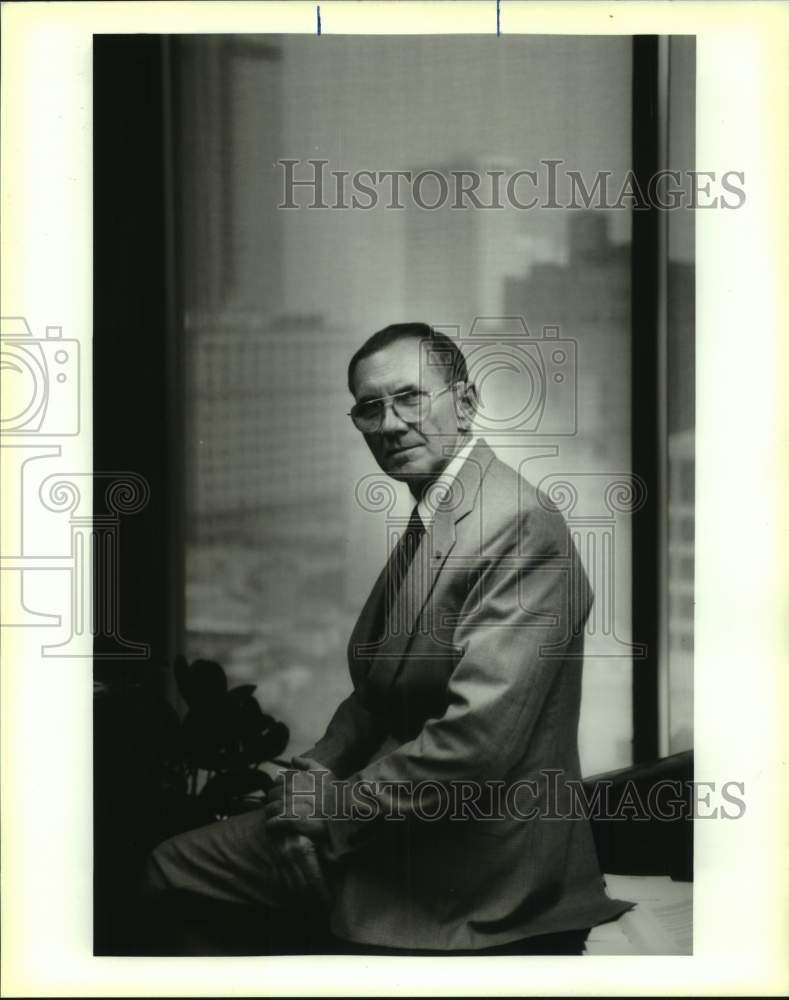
{"left": 263, "top": 756, "right": 340, "bottom": 905}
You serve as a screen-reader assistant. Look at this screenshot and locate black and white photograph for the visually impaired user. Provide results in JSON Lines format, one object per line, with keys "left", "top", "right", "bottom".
{"left": 92, "top": 29, "right": 697, "bottom": 959}
{"left": 2, "top": 2, "right": 788, "bottom": 996}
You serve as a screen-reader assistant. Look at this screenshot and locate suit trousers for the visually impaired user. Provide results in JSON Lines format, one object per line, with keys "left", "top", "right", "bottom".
{"left": 138, "top": 809, "right": 590, "bottom": 956}
{"left": 139, "top": 808, "right": 332, "bottom": 955}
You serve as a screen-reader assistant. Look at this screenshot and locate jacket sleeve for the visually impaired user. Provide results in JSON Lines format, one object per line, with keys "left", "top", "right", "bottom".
{"left": 301, "top": 689, "right": 388, "bottom": 779}
{"left": 323, "top": 506, "right": 593, "bottom": 861}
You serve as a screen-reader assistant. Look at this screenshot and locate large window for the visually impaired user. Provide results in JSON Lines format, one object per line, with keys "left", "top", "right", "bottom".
{"left": 174, "top": 35, "right": 644, "bottom": 774}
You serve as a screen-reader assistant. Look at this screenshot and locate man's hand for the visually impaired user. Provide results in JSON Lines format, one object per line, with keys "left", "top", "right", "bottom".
{"left": 270, "top": 830, "right": 332, "bottom": 907}
{"left": 264, "top": 756, "right": 340, "bottom": 840}
{"left": 265, "top": 757, "right": 340, "bottom": 904}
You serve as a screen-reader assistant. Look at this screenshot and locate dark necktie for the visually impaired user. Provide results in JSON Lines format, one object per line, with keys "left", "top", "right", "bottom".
{"left": 380, "top": 505, "right": 426, "bottom": 639}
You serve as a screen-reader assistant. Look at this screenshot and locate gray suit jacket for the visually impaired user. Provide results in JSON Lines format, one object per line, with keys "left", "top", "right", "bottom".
{"left": 306, "top": 439, "right": 630, "bottom": 950}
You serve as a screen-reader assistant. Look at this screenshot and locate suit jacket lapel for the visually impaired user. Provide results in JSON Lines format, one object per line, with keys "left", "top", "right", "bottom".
{"left": 360, "top": 440, "right": 496, "bottom": 692}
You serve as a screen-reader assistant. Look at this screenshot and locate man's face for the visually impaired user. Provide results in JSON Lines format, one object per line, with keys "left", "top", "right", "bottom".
{"left": 350, "top": 338, "right": 470, "bottom": 489}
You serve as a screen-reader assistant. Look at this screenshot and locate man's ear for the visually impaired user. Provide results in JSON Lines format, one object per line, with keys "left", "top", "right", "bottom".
{"left": 454, "top": 381, "right": 478, "bottom": 431}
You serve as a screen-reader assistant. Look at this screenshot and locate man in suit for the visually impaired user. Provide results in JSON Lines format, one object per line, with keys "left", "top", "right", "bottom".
{"left": 143, "top": 322, "right": 629, "bottom": 954}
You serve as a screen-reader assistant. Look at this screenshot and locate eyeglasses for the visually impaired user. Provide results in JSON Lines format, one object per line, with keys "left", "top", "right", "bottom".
{"left": 348, "top": 384, "right": 456, "bottom": 434}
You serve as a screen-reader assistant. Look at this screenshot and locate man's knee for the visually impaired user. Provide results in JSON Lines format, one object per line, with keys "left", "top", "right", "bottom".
{"left": 138, "top": 838, "right": 177, "bottom": 895}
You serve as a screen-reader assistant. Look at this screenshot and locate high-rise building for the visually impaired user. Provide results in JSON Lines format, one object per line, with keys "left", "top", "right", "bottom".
{"left": 178, "top": 35, "right": 286, "bottom": 319}
{"left": 403, "top": 160, "right": 537, "bottom": 330}
{"left": 187, "top": 314, "right": 359, "bottom": 546}
{"left": 504, "top": 211, "right": 631, "bottom": 462}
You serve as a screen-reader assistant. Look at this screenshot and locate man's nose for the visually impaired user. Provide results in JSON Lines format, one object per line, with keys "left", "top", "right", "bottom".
{"left": 379, "top": 400, "right": 409, "bottom": 434}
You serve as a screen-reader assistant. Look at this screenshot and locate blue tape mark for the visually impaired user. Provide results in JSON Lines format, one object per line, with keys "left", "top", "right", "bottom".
{"left": 317, "top": 5, "right": 321, "bottom": 34}
{"left": 497, "top": 0, "right": 501, "bottom": 35}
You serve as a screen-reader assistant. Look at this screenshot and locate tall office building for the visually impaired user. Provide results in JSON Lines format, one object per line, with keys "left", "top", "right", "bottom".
{"left": 176, "top": 38, "right": 366, "bottom": 547}
{"left": 177, "top": 36, "right": 285, "bottom": 320}
{"left": 403, "top": 160, "right": 536, "bottom": 330}
{"left": 504, "top": 211, "right": 631, "bottom": 462}
{"left": 187, "top": 314, "right": 358, "bottom": 545}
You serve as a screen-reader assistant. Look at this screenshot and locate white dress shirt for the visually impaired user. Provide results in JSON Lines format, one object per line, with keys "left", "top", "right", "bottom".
{"left": 416, "top": 434, "right": 478, "bottom": 527}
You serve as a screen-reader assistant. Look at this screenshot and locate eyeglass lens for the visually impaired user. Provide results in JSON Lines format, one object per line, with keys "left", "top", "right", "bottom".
{"left": 353, "top": 391, "right": 428, "bottom": 431}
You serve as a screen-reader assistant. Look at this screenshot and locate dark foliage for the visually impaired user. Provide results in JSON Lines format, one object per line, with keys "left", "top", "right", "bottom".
{"left": 94, "top": 657, "right": 290, "bottom": 953}
{"left": 174, "top": 656, "right": 289, "bottom": 815}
